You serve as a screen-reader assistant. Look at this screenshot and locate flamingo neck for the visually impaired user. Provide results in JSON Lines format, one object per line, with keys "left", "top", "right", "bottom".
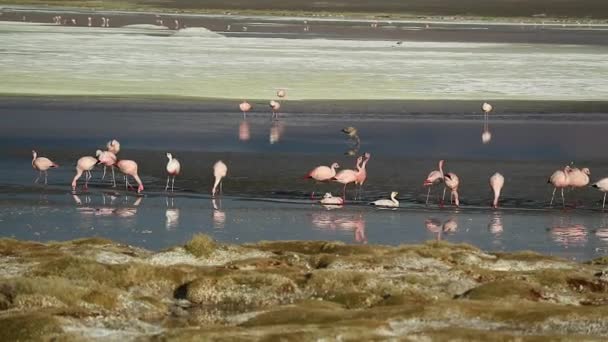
{"left": 493, "top": 188, "right": 501, "bottom": 207}
{"left": 438, "top": 161, "right": 444, "bottom": 178}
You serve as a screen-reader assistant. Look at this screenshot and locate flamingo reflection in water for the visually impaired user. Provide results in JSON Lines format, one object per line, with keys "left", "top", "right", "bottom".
{"left": 239, "top": 119, "right": 250, "bottom": 141}
{"left": 212, "top": 198, "right": 226, "bottom": 229}
{"left": 550, "top": 220, "right": 588, "bottom": 248}
{"left": 310, "top": 211, "right": 366, "bottom": 244}
{"left": 269, "top": 120, "right": 285, "bottom": 144}
{"left": 165, "top": 197, "right": 180, "bottom": 231}
{"left": 424, "top": 217, "right": 458, "bottom": 241}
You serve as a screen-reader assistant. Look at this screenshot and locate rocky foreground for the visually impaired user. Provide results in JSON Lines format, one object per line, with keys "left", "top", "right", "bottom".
{"left": 2, "top": 235, "right": 608, "bottom": 341}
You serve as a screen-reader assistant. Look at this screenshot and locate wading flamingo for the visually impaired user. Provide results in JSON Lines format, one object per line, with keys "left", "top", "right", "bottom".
{"left": 32, "top": 150, "right": 58, "bottom": 184}
{"left": 438, "top": 160, "right": 460, "bottom": 207}
{"left": 116, "top": 160, "right": 144, "bottom": 194}
{"left": 489, "top": 172, "right": 504, "bottom": 208}
{"left": 165, "top": 153, "right": 181, "bottom": 192}
{"left": 548, "top": 165, "right": 571, "bottom": 207}
{"left": 72, "top": 156, "right": 97, "bottom": 190}
{"left": 592, "top": 178, "right": 608, "bottom": 209}
{"left": 333, "top": 156, "right": 363, "bottom": 200}
{"left": 482, "top": 102, "right": 493, "bottom": 119}
{"left": 355, "top": 153, "right": 371, "bottom": 196}
{"left": 370, "top": 191, "right": 399, "bottom": 208}
{"left": 239, "top": 101, "right": 252, "bottom": 118}
{"left": 305, "top": 162, "right": 340, "bottom": 199}
{"left": 423, "top": 167, "right": 443, "bottom": 205}
{"left": 96, "top": 149, "right": 117, "bottom": 187}
{"left": 212, "top": 160, "right": 227, "bottom": 197}
{"left": 269, "top": 100, "right": 281, "bottom": 120}
{"left": 568, "top": 167, "right": 590, "bottom": 188}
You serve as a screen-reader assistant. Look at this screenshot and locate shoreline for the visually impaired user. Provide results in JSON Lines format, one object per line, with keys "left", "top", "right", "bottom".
{"left": 2, "top": 94, "right": 608, "bottom": 115}
{"left": 1, "top": 235, "right": 608, "bottom": 340}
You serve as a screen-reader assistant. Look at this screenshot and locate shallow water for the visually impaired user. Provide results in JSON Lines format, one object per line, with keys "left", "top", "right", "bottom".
{"left": 1, "top": 101, "right": 608, "bottom": 260}
{"left": 1, "top": 21, "right": 607, "bottom": 100}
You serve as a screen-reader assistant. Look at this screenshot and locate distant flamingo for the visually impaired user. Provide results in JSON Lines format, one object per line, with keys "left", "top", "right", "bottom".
{"left": 548, "top": 165, "right": 571, "bottom": 207}
{"left": 96, "top": 149, "right": 117, "bottom": 187}
{"left": 71, "top": 156, "right": 97, "bottom": 190}
{"left": 423, "top": 167, "right": 443, "bottom": 205}
{"left": 438, "top": 160, "right": 460, "bottom": 207}
{"left": 592, "top": 178, "right": 608, "bottom": 209}
{"left": 333, "top": 156, "right": 363, "bottom": 200}
{"left": 355, "top": 153, "right": 371, "bottom": 194}
{"left": 239, "top": 101, "right": 252, "bottom": 118}
{"left": 32, "top": 150, "right": 58, "bottom": 184}
{"left": 165, "top": 153, "right": 181, "bottom": 192}
{"left": 489, "top": 172, "right": 504, "bottom": 208}
{"left": 212, "top": 160, "right": 227, "bottom": 197}
{"left": 277, "top": 89, "right": 286, "bottom": 98}
{"left": 305, "top": 162, "right": 340, "bottom": 199}
{"left": 269, "top": 100, "right": 281, "bottom": 119}
{"left": 107, "top": 139, "right": 120, "bottom": 155}
{"left": 370, "top": 191, "right": 399, "bottom": 208}
{"left": 116, "top": 160, "right": 144, "bottom": 193}
{"left": 482, "top": 102, "right": 493, "bottom": 119}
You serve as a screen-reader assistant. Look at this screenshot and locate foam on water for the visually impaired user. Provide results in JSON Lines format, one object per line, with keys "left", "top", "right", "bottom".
{"left": 0, "top": 21, "right": 607, "bottom": 100}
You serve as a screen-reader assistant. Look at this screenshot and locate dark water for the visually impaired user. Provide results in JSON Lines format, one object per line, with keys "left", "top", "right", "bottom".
{"left": 1, "top": 99, "right": 608, "bottom": 260}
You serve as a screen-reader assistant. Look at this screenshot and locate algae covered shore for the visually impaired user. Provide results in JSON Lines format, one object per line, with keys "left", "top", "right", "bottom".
{"left": 2, "top": 235, "right": 608, "bottom": 340}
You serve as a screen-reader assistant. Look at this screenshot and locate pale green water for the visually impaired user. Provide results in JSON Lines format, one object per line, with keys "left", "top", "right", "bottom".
{"left": 1, "top": 21, "right": 607, "bottom": 100}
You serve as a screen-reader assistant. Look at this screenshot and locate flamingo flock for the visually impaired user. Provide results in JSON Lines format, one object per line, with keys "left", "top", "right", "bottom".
{"left": 27, "top": 101, "right": 608, "bottom": 211}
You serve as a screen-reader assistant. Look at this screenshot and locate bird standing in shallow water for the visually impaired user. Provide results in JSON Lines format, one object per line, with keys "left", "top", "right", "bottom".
{"left": 212, "top": 160, "right": 227, "bottom": 197}
{"left": 370, "top": 191, "right": 399, "bottom": 208}
{"left": 305, "top": 162, "right": 340, "bottom": 199}
{"left": 438, "top": 160, "right": 460, "bottom": 207}
{"left": 116, "top": 160, "right": 144, "bottom": 194}
{"left": 548, "top": 165, "right": 571, "bottom": 207}
{"left": 165, "top": 153, "right": 181, "bottom": 192}
{"left": 269, "top": 100, "right": 281, "bottom": 120}
{"left": 333, "top": 156, "right": 363, "bottom": 200}
{"left": 239, "top": 101, "right": 252, "bottom": 118}
{"left": 489, "top": 172, "right": 504, "bottom": 208}
{"left": 96, "top": 150, "right": 117, "bottom": 187}
{"left": 72, "top": 156, "right": 97, "bottom": 190}
{"left": 32, "top": 150, "right": 58, "bottom": 184}
{"left": 592, "top": 178, "right": 608, "bottom": 209}
{"left": 423, "top": 166, "right": 443, "bottom": 205}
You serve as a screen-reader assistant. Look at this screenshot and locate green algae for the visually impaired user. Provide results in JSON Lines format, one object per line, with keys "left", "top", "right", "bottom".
{"left": 2, "top": 237, "right": 608, "bottom": 340}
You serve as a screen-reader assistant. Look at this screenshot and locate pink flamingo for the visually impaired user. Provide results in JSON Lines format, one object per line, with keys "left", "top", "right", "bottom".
{"left": 96, "top": 149, "right": 117, "bottom": 187}
{"left": 165, "top": 153, "right": 181, "bottom": 192}
{"left": 116, "top": 160, "right": 144, "bottom": 193}
{"left": 423, "top": 168, "right": 443, "bottom": 205}
{"left": 355, "top": 153, "right": 371, "bottom": 197}
{"left": 277, "top": 89, "right": 286, "bottom": 98}
{"left": 71, "top": 156, "right": 97, "bottom": 190}
{"left": 567, "top": 167, "right": 590, "bottom": 188}
{"left": 212, "top": 160, "right": 227, "bottom": 197}
{"left": 32, "top": 150, "right": 58, "bottom": 184}
{"left": 548, "top": 165, "right": 571, "bottom": 207}
{"left": 332, "top": 156, "right": 363, "bottom": 200}
{"left": 239, "top": 101, "right": 252, "bottom": 118}
{"left": 489, "top": 172, "right": 504, "bottom": 208}
{"left": 305, "top": 162, "right": 340, "bottom": 199}
{"left": 438, "top": 160, "right": 460, "bottom": 207}
{"left": 269, "top": 100, "right": 281, "bottom": 120}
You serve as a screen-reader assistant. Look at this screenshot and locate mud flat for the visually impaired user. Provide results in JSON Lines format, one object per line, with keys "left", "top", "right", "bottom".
{"left": 2, "top": 235, "right": 608, "bottom": 340}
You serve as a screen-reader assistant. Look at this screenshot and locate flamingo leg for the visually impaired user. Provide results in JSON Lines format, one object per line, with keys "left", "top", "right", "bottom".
{"left": 165, "top": 176, "right": 170, "bottom": 191}
{"left": 171, "top": 176, "right": 175, "bottom": 192}
{"left": 34, "top": 170, "right": 41, "bottom": 184}
{"left": 84, "top": 171, "right": 89, "bottom": 189}
{"left": 426, "top": 186, "right": 431, "bottom": 205}
{"left": 550, "top": 188, "right": 556, "bottom": 206}
{"left": 44, "top": 171, "right": 48, "bottom": 185}
{"left": 102, "top": 166, "right": 106, "bottom": 180}
{"left": 124, "top": 176, "right": 128, "bottom": 190}
{"left": 441, "top": 187, "right": 446, "bottom": 205}
{"left": 220, "top": 181, "right": 223, "bottom": 195}
{"left": 603, "top": 193, "right": 606, "bottom": 209}
{"left": 111, "top": 166, "right": 116, "bottom": 187}
{"left": 342, "top": 183, "right": 347, "bottom": 200}
{"left": 561, "top": 188, "right": 565, "bottom": 208}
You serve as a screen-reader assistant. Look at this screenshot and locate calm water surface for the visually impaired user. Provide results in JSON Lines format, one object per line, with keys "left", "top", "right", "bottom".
{"left": 1, "top": 101, "right": 608, "bottom": 260}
